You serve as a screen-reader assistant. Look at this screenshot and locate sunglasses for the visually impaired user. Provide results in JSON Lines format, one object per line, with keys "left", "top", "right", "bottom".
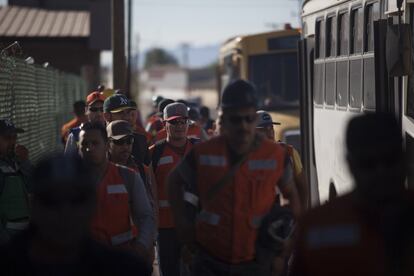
{"left": 89, "top": 107, "right": 103, "bottom": 113}
{"left": 227, "top": 114, "right": 256, "bottom": 124}
{"left": 168, "top": 119, "right": 188, "bottom": 126}
{"left": 110, "top": 136, "right": 134, "bottom": 146}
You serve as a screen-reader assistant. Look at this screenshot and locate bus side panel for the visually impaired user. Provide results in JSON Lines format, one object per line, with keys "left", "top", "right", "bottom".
{"left": 299, "top": 37, "right": 320, "bottom": 207}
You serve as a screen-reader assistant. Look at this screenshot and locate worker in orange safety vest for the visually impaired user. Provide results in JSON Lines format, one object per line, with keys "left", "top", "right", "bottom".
{"left": 78, "top": 121, "right": 155, "bottom": 269}
{"left": 168, "top": 80, "right": 302, "bottom": 276}
{"left": 149, "top": 102, "right": 199, "bottom": 276}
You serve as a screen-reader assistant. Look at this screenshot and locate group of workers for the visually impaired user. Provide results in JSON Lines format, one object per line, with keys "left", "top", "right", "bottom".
{"left": 0, "top": 79, "right": 413, "bottom": 276}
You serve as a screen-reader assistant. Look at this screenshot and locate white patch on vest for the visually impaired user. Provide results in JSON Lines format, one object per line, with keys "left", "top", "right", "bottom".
{"left": 184, "top": 192, "right": 199, "bottom": 207}
{"left": 306, "top": 224, "right": 360, "bottom": 249}
{"left": 111, "top": 230, "right": 134, "bottom": 246}
{"left": 159, "top": 200, "right": 170, "bottom": 208}
{"left": 248, "top": 160, "right": 277, "bottom": 170}
{"left": 158, "top": 156, "right": 173, "bottom": 166}
{"left": 197, "top": 210, "right": 221, "bottom": 225}
{"left": 107, "top": 184, "right": 128, "bottom": 194}
{"left": 199, "top": 155, "right": 226, "bottom": 167}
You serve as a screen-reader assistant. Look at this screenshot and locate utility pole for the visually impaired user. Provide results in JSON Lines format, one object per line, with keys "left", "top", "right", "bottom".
{"left": 126, "top": 0, "right": 132, "bottom": 97}
{"left": 112, "top": 0, "right": 127, "bottom": 95}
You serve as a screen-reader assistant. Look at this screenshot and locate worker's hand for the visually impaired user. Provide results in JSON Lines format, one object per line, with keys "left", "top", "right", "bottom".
{"left": 15, "top": 144, "right": 29, "bottom": 161}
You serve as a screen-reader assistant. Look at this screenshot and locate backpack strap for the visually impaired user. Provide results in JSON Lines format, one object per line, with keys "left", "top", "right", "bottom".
{"left": 151, "top": 139, "right": 167, "bottom": 173}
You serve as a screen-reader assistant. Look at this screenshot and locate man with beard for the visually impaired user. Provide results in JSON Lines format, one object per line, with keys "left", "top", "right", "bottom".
{"left": 149, "top": 102, "right": 199, "bottom": 276}
{"left": 168, "top": 80, "right": 301, "bottom": 276}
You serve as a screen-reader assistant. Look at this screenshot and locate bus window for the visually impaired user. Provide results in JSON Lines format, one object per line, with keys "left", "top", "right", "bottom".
{"left": 351, "top": 7, "right": 363, "bottom": 54}
{"left": 314, "top": 18, "right": 325, "bottom": 105}
{"left": 315, "top": 19, "right": 325, "bottom": 59}
{"left": 326, "top": 16, "right": 337, "bottom": 57}
{"left": 337, "top": 11, "right": 349, "bottom": 107}
{"left": 248, "top": 52, "right": 299, "bottom": 109}
{"left": 365, "top": 2, "right": 380, "bottom": 52}
{"left": 325, "top": 15, "right": 336, "bottom": 106}
{"left": 338, "top": 12, "right": 349, "bottom": 56}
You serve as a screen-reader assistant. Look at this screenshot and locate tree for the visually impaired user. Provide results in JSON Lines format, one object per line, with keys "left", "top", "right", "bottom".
{"left": 144, "top": 48, "right": 178, "bottom": 69}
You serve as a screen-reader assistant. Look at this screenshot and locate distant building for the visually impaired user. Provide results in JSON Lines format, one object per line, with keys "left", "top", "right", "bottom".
{"left": 139, "top": 65, "right": 217, "bottom": 118}
{"left": 0, "top": 0, "right": 111, "bottom": 90}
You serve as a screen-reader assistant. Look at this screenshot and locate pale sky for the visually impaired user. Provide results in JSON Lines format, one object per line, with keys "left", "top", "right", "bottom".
{"left": 132, "top": 0, "right": 301, "bottom": 50}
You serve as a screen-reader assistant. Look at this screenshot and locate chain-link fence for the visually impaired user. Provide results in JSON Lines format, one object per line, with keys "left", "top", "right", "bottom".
{"left": 0, "top": 56, "right": 87, "bottom": 162}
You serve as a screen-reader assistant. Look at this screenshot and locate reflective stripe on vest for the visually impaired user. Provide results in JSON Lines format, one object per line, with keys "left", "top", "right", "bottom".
{"left": 184, "top": 192, "right": 199, "bottom": 207}
{"left": 158, "top": 156, "right": 173, "bottom": 166}
{"left": 6, "top": 221, "right": 29, "bottom": 230}
{"left": 0, "top": 166, "right": 16, "bottom": 174}
{"left": 197, "top": 210, "right": 220, "bottom": 225}
{"left": 107, "top": 184, "right": 128, "bottom": 194}
{"left": 199, "top": 155, "right": 226, "bottom": 167}
{"left": 111, "top": 230, "right": 134, "bottom": 246}
{"left": 307, "top": 225, "right": 360, "bottom": 249}
{"left": 159, "top": 200, "right": 170, "bottom": 208}
{"left": 248, "top": 160, "right": 277, "bottom": 170}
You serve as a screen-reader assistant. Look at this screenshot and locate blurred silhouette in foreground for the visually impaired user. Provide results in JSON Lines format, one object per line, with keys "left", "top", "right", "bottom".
{"left": 0, "top": 155, "right": 151, "bottom": 275}
{"left": 290, "top": 112, "right": 414, "bottom": 276}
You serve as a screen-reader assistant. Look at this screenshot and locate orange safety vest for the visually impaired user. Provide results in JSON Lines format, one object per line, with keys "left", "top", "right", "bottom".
{"left": 91, "top": 162, "right": 136, "bottom": 246}
{"left": 154, "top": 123, "right": 203, "bottom": 144}
{"left": 190, "top": 136, "right": 287, "bottom": 264}
{"left": 150, "top": 141, "right": 194, "bottom": 228}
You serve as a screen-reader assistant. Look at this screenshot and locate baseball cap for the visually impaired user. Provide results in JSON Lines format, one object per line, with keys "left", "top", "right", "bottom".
{"left": 86, "top": 91, "right": 106, "bottom": 105}
{"left": 0, "top": 119, "right": 24, "bottom": 135}
{"left": 106, "top": 120, "right": 133, "bottom": 140}
{"left": 104, "top": 94, "right": 132, "bottom": 113}
{"left": 164, "top": 103, "right": 188, "bottom": 122}
{"left": 256, "top": 110, "right": 281, "bottom": 128}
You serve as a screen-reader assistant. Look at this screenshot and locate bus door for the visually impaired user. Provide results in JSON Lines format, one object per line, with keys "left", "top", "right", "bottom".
{"left": 299, "top": 36, "right": 319, "bottom": 207}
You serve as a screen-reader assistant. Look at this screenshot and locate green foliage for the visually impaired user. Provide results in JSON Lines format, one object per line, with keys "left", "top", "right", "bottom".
{"left": 144, "top": 48, "right": 178, "bottom": 69}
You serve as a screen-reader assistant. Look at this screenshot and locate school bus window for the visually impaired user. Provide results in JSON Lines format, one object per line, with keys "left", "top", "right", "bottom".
{"left": 365, "top": 2, "right": 380, "bottom": 52}
{"left": 326, "top": 16, "right": 336, "bottom": 57}
{"left": 351, "top": 8, "right": 363, "bottom": 54}
{"left": 338, "top": 12, "right": 349, "bottom": 56}
{"left": 315, "top": 19, "right": 324, "bottom": 59}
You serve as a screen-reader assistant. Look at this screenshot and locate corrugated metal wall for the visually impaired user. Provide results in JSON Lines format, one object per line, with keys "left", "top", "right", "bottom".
{"left": 0, "top": 56, "right": 87, "bottom": 162}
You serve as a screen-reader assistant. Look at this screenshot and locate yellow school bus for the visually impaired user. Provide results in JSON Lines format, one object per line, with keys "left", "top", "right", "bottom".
{"left": 218, "top": 27, "right": 301, "bottom": 151}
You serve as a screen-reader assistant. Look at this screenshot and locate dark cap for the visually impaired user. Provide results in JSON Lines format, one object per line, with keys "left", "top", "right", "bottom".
{"left": 86, "top": 91, "right": 106, "bottom": 105}
{"left": 164, "top": 103, "right": 188, "bottom": 121}
{"left": 221, "top": 79, "right": 258, "bottom": 110}
{"left": 0, "top": 119, "right": 24, "bottom": 135}
{"left": 158, "top": 98, "right": 175, "bottom": 114}
{"left": 104, "top": 94, "right": 132, "bottom": 113}
{"left": 106, "top": 120, "right": 133, "bottom": 140}
{"left": 256, "top": 110, "right": 281, "bottom": 128}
